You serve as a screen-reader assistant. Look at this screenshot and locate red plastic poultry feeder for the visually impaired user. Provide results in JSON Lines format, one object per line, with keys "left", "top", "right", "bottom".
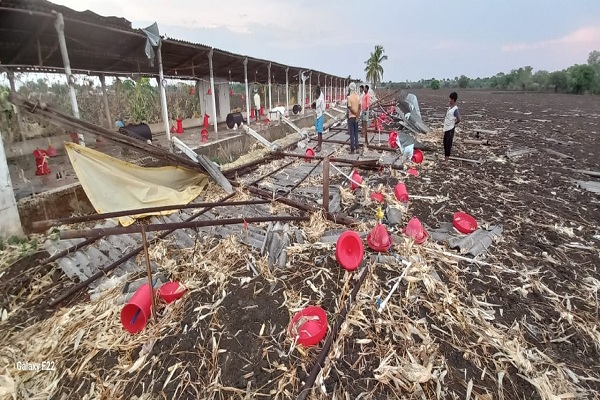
{"left": 453, "top": 212, "right": 478, "bottom": 234}
{"left": 289, "top": 306, "right": 328, "bottom": 347}
{"left": 336, "top": 231, "right": 364, "bottom": 271}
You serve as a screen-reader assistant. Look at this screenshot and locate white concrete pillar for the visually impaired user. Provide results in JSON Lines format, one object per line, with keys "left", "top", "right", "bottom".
{"left": 208, "top": 49, "right": 218, "bottom": 133}
{"left": 285, "top": 67, "right": 289, "bottom": 114}
{"left": 244, "top": 57, "right": 250, "bottom": 125}
{"left": 324, "top": 76, "right": 327, "bottom": 104}
{"left": 309, "top": 74, "right": 312, "bottom": 107}
{"left": 54, "top": 13, "right": 84, "bottom": 146}
{"left": 156, "top": 42, "right": 172, "bottom": 148}
{"left": 330, "top": 77, "right": 333, "bottom": 104}
{"left": 301, "top": 72, "right": 306, "bottom": 115}
{"left": 267, "top": 63, "right": 272, "bottom": 111}
{"left": 0, "top": 130, "right": 23, "bottom": 237}
{"left": 298, "top": 71, "right": 302, "bottom": 107}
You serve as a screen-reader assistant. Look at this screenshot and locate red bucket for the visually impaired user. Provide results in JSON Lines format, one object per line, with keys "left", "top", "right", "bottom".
{"left": 394, "top": 183, "right": 409, "bottom": 202}
{"left": 121, "top": 284, "right": 154, "bottom": 334}
{"left": 336, "top": 231, "right": 364, "bottom": 271}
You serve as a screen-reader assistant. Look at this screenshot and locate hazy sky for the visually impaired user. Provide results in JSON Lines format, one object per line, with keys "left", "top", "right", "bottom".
{"left": 51, "top": 0, "right": 600, "bottom": 82}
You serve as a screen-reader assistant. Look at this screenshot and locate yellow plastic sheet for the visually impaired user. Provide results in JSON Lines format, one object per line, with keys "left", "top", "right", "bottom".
{"left": 65, "top": 143, "right": 208, "bottom": 226}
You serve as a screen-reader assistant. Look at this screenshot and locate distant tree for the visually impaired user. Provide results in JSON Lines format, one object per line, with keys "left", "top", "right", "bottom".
{"left": 458, "top": 75, "right": 469, "bottom": 88}
{"left": 588, "top": 50, "right": 600, "bottom": 66}
{"left": 548, "top": 70, "right": 569, "bottom": 93}
{"left": 532, "top": 70, "right": 550, "bottom": 90}
{"left": 364, "top": 45, "right": 388, "bottom": 89}
{"left": 568, "top": 64, "right": 596, "bottom": 94}
{"left": 430, "top": 79, "right": 440, "bottom": 90}
{"left": 516, "top": 66, "right": 533, "bottom": 90}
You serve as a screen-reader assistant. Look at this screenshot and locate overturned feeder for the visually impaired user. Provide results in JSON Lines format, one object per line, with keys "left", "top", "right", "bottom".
{"left": 226, "top": 112, "right": 245, "bottom": 129}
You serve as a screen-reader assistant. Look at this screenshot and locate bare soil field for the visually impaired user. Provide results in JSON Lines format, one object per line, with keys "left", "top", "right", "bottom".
{"left": 0, "top": 90, "right": 598, "bottom": 399}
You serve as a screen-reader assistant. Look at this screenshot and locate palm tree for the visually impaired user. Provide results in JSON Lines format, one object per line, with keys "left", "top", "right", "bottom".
{"left": 364, "top": 45, "right": 388, "bottom": 89}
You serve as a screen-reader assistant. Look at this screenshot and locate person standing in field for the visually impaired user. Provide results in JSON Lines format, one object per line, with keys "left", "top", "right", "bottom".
{"left": 443, "top": 92, "right": 461, "bottom": 161}
{"left": 253, "top": 88, "right": 261, "bottom": 121}
{"left": 313, "top": 85, "right": 325, "bottom": 152}
{"left": 361, "top": 85, "right": 371, "bottom": 146}
{"left": 347, "top": 83, "right": 360, "bottom": 154}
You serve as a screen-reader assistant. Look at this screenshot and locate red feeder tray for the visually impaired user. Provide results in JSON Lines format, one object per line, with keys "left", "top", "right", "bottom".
{"left": 370, "top": 192, "right": 384, "bottom": 203}
{"left": 290, "top": 306, "right": 328, "bottom": 347}
{"left": 453, "top": 212, "right": 478, "bottom": 234}
{"left": 407, "top": 168, "right": 419, "bottom": 177}
{"left": 411, "top": 149, "right": 424, "bottom": 164}
{"left": 305, "top": 147, "right": 315, "bottom": 162}
{"left": 336, "top": 231, "right": 364, "bottom": 271}
{"left": 158, "top": 281, "right": 186, "bottom": 304}
{"left": 350, "top": 170, "right": 362, "bottom": 190}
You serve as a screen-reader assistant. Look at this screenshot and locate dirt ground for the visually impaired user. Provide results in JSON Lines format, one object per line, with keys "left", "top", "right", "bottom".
{"left": 1, "top": 90, "right": 599, "bottom": 399}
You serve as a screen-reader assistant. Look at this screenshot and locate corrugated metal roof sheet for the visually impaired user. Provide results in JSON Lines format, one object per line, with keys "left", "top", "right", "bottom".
{"left": 0, "top": 0, "right": 348, "bottom": 85}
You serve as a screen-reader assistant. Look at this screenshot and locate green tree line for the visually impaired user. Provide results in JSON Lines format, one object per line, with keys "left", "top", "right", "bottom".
{"left": 382, "top": 50, "right": 600, "bottom": 95}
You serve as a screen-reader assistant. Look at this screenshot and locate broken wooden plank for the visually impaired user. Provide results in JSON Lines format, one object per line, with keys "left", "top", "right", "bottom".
{"left": 506, "top": 148, "right": 537, "bottom": 158}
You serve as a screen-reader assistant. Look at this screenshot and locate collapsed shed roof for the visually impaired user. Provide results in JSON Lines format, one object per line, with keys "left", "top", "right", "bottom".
{"left": 0, "top": 0, "right": 348, "bottom": 84}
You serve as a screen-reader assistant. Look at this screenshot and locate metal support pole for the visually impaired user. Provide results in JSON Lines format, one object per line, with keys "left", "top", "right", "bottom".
{"left": 244, "top": 57, "right": 250, "bottom": 125}
{"left": 330, "top": 77, "right": 333, "bottom": 104}
{"left": 208, "top": 48, "right": 218, "bottom": 133}
{"left": 156, "top": 42, "right": 172, "bottom": 150}
{"left": 285, "top": 67, "right": 289, "bottom": 115}
{"left": 301, "top": 72, "right": 306, "bottom": 115}
{"left": 298, "top": 71, "right": 302, "bottom": 108}
{"left": 6, "top": 70, "right": 24, "bottom": 142}
{"left": 323, "top": 157, "right": 330, "bottom": 212}
{"left": 324, "top": 75, "right": 327, "bottom": 104}
{"left": 99, "top": 74, "right": 112, "bottom": 129}
{"left": 267, "top": 63, "right": 272, "bottom": 111}
{"left": 54, "top": 12, "right": 84, "bottom": 146}
{"left": 309, "top": 73, "right": 312, "bottom": 107}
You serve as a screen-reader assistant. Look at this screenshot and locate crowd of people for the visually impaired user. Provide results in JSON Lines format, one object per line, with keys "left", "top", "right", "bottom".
{"left": 312, "top": 84, "right": 461, "bottom": 161}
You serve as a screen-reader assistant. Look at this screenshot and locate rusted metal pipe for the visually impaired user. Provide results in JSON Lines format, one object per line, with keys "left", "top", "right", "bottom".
{"left": 33, "top": 199, "right": 271, "bottom": 231}
{"left": 60, "top": 216, "right": 309, "bottom": 239}
{"left": 242, "top": 185, "right": 355, "bottom": 226}
{"left": 279, "top": 151, "right": 376, "bottom": 166}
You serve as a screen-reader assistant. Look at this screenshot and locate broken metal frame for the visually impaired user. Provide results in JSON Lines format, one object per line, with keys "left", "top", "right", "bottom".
{"left": 32, "top": 199, "right": 271, "bottom": 231}
{"left": 47, "top": 158, "right": 297, "bottom": 306}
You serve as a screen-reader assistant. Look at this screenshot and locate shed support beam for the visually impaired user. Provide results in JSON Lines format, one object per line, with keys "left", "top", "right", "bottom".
{"left": 309, "top": 73, "right": 312, "bottom": 107}
{"left": 99, "top": 74, "right": 112, "bottom": 129}
{"left": 208, "top": 49, "right": 218, "bottom": 134}
{"left": 324, "top": 76, "right": 327, "bottom": 105}
{"left": 156, "top": 42, "right": 172, "bottom": 150}
{"left": 54, "top": 13, "right": 85, "bottom": 147}
{"left": 7, "top": 70, "right": 24, "bottom": 142}
{"left": 301, "top": 72, "right": 306, "bottom": 115}
{"left": 0, "top": 129, "right": 23, "bottom": 237}
{"left": 285, "top": 67, "right": 289, "bottom": 115}
{"left": 330, "top": 77, "right": 333, "bottom": 104}
{"left": 267, "top": 63, "right": 272, "bottom": 111}
{"left": 298, "top": 71, "right": 302, "bottom": 110}
{"left": 244, "top": 58, "right": 251, "bottom": 125}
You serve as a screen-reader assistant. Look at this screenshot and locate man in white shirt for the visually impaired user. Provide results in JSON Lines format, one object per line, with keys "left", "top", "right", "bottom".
{"left": 443, "top": 92, "right": 461, "bottom": 161}
{"left": 313, "top": 86, "right": 325, "bottom": 152}
{"left": 253, "top": 89, "right": 261, "bottom": 121}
